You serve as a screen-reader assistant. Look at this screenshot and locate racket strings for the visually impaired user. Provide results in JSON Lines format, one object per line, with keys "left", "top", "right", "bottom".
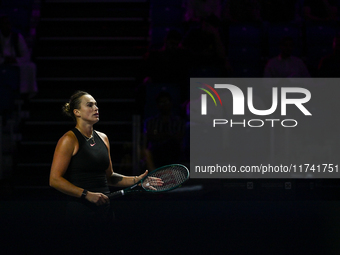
{"left": 142, "top": 165, "right": 189, "bottom": 191}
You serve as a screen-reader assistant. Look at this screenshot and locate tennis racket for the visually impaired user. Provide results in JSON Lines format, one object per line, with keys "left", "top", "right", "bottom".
{"left": 108, "top": 164, "right": 189, "bottom": 199}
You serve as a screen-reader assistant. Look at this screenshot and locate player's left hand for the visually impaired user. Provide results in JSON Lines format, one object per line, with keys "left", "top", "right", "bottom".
{"left": 135, "top": 170, "right": 163, "bottom": 190}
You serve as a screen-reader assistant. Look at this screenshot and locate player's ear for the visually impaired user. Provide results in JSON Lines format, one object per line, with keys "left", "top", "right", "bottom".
{"left": 73, "top": 108, "right": 81, "bottom": 117}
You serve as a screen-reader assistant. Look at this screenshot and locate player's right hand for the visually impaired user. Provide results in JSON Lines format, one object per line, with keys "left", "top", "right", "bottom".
{"left": 86, "top": 192, "right": 109, "bottom": 206}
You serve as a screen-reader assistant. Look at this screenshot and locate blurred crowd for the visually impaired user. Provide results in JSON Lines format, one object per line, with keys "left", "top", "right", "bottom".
{"left": 0, "top": 0, "right": 339, "bottom": 170}
{"left": 0, "top": 0, "right": 37, "bottom": 126}
{"left": 141, "top": 0, "right": 340, "bottom": 169}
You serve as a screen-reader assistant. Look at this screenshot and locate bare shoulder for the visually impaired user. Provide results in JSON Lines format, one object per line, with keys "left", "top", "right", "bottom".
{"left": 56, "top": 130, "right": 77, "bottom": 152}
{"left": 51, "top": 131, "right": 78, "bottom": 172}
{"left": 60, "top": 130, "right": 77, "bottom": 143}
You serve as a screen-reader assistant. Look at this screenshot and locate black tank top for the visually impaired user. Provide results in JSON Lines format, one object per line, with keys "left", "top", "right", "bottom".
{"left": 64, "top": 128, "right": 110, "bottom": 194}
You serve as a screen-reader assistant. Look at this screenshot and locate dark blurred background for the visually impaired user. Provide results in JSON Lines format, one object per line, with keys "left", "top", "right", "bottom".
{"left": 1, "top": 0, "right": 340, "bottom": 254}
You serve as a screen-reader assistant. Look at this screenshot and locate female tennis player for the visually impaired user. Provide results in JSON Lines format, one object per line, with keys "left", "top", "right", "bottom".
{"left": 49, "top": 91, "right": 160, "bottom": 223}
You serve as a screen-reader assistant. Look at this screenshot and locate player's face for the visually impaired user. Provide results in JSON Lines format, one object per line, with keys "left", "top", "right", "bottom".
{"left": 76, "top": 95, "right": 99, "bottom": 123}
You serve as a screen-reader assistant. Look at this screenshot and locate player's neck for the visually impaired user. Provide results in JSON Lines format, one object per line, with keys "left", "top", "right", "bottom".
{"left": 75, "top": 123, "right": 93, "bottom": 138}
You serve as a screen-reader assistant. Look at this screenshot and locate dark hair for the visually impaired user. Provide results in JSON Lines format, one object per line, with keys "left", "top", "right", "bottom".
{"left": 62, "top": 91, "right": 89, "bottom": 122}
{"left": 0, "top": 15, "right": 9, "bottom": 26}
{"left": 334, "top": 32, "right": 340, "bottom": 40}
{"left": 0, "top": 14, "right": 9, "bottom": 20}
{"left": 155, "top": 91, "right": 172, "bottom": 104}
{"left": 165, "top": 29, "right": 182, "bottom": 42}
{"left": 280, "top": 36, "right": 294, "bottom": 45}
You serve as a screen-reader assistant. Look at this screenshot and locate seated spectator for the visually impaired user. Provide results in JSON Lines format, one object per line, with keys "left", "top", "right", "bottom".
{"left": 318, "top": 34, "right": 340, "bottom": 77}
{"left": 182, "top": 22, "right": 230, "bottom": 77}
{"left": 183, "top": 0, "right": 221, "bottom": 23}
{"left": 222, "top": 0, "right": 262, "bottom": 24}
{"left": 143, "top": 29, "right": 189, "bottom": 85}
{"left": 0, "top": 15, "right": 37, "bottom": 99}
{"left": 136, "top": 30, "right": 190, "bottom": 113}
{"left": 143, "top": 92, "right": 186, "bottom": 170}
{"left": 264, "top": 36, "right": 310, "bottom": 77}
{"left": 303, "top": 0, "right": 338, "bottom": 22}
{"left": 260, "top": 0, "right": 298, "bottom": 23}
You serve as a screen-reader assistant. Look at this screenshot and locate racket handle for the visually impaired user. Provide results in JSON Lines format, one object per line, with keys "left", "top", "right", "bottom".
{"left": 108, "top": 190, "right": 125, "bottom": 199}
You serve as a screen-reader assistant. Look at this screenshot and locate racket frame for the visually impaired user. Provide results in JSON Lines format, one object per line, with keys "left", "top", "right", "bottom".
{"left": 140, "top": 164, "right": 189, "bottom": 193}
{"left": 108, "top": 164, "right": 189, "bottom": 199}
